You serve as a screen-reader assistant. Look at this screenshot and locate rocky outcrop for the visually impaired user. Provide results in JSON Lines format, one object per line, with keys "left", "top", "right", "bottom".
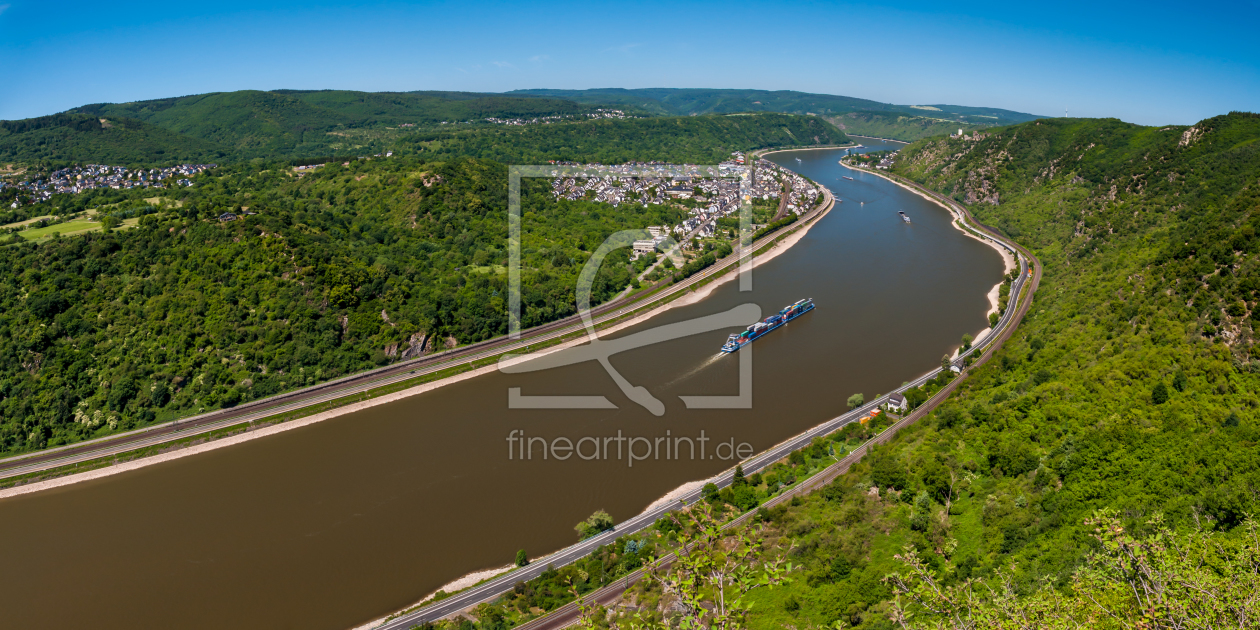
{"left": 1179, "top": 125, "right": 1203, "bottom": 147}
{"left": 399, "top": 332, "right": 429, "bottom": 360}
{"left": 963, "top": 167, "right": 1001, "bottom": 205}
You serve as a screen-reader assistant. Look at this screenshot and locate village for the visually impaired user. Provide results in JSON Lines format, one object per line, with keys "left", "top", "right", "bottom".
{"left": 483, "top": 108, "right": 634, "bottom": 126}
{"left": 548, "top": 153, "right": 824, "bottom": 257}
{"left": 2, "top": 163, "right": 216, "bottom": 208}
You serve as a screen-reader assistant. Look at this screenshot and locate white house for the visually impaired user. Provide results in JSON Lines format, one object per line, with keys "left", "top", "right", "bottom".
{"left": 886, "top": 392, "right": 907, "bottom": 413}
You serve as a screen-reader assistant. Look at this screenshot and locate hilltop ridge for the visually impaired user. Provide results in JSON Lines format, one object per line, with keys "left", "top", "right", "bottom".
{"left": 0, "top": 87, "right": 1041, "bottom": 166}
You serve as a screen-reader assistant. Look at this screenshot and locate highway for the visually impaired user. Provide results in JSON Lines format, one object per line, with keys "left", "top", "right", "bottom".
{"left": 367, "top": 167, "right": 1039, "bottom": 630}
{"left": 0, "top": 190, "right": 835, "bottom": 484}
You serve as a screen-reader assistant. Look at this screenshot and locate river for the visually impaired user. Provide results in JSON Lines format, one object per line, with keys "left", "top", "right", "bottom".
{"left": 0, "top": 140, "right": 1006, "bottom": 629}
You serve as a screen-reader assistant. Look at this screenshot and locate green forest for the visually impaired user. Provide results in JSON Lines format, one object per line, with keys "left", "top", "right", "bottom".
{"left": 0, "top": 113, "right": 229, "bottom": 165}
{"left": 0, "top": 92, "right": 848, "bottom": 167}
{"left": 398, "top": 113, "right": 849, "bottom": 164}
{"left": 723, "top": 113, "right": 1260, "bottom": 627}
{"left": 0, "top": 112, "right": 843, "bottom": 455}
{"left": 67, "top": 90, "right": 597, "bottom": 159}
{"left": 824, "top": 111, "right": 981, "bottom": 142}
{"left": 508, "top": 88, "right": 1043, "bottom": 125}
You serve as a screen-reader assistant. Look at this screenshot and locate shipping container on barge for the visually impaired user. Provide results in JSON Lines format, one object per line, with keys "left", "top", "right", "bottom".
{"left": 721, "top": 298, "right": 815, "bottom": 353}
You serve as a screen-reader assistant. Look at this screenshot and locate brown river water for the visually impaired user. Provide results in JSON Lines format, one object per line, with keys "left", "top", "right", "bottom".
{"left": 0, "top": 142, "right": 1005, "bottom": 629}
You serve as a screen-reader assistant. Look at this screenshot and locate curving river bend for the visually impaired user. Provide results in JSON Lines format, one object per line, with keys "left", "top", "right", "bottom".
{"left": 0, "top": 140, "right": 1006, "bottom": 629}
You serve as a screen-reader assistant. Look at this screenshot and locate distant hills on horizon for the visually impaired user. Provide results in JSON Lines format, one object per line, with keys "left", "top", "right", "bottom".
{"left": 0, "top": 87, "right": 1047, "bottom": 166}
{"left": 507, "top": 87, "right": 1046, "bottom": 125}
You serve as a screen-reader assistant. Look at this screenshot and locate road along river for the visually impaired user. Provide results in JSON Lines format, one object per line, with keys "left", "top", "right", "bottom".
{"left": 0, "top": 141, "right": 1009, "bottom": 630}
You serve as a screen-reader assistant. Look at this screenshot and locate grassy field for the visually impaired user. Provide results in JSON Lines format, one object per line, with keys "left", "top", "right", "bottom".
{"left": 17, "top": 219, "right": 102, "bottom": 239}
{"left": 2, "top": 214, "right": 54, "bottom": 229}
{"left": 16, "top": 216, "right": 141, "bottom": 241}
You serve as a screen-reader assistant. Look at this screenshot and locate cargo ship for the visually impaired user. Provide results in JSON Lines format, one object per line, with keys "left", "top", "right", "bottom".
{"left": 899, "top": 211, "right": 911, "bottom": 223}
{"left": 721, "top": 298, "right": 815, "bottom": 353}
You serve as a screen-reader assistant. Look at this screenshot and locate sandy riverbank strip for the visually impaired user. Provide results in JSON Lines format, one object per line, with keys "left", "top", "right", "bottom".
{"left": 0, "top": 197, "right": 834, "bottom": 502}
{"left": 351, "top": 564, "right": 516, "bottom": 630}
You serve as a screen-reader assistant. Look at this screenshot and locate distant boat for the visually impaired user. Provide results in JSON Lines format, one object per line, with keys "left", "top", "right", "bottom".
{"left": 842, "top": 176, "right": 854, "bottom": 181}
{"left": 795, "top": 158, "right": 802, "bottom": 162}
{"left": 899, "top": 211, "right": 911, "bottom": 223}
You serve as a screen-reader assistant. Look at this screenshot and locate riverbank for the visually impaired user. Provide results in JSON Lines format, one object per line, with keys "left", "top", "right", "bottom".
{"left": 0, "top": 191, "right": 835, "bottom": 502}
{"left": 755, "top": 142, "right": 859, "bottom": 159}
{"left": 351, "top": 564, "right": 517, "bottom": 630}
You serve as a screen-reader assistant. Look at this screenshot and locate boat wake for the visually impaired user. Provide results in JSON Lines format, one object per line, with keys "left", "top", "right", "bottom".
{"left": 662, "top": 353, "right": 727, "bottom": 389}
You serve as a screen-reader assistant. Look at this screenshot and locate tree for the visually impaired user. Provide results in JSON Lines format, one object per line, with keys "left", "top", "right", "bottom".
{"left": 1152, "top": 382, "right": 1169, "bottom": 405}
{"left": 515, "top": 549, "right": 529, "bottom": 567}
{"left": 961, "top": 333, "right": 973, "bottom": 350}
{"left": 702, "top": 482, "right": 720, "bottom": 503}
{"left": 989, "top": 311, "right": 999, "bottom": 327}
{"left": 576, "top": 502, "right": 793, "bottom": 630}
{"left": 847, "top": 393, "right": 865, "bottom": 409}
{"left": 107, "top": 377, "right": 138, "bottom": 411}
{"left": 909, "top": 490, "right": 932, "bottom": 531}
{"left": 150, "top": 381, "right": 170, "bottom": 408}
{"left": 733, "top": 464, "right": 746, "bottom": 487}
{"left": 885, "top": 511, "right": 1260, "bottom": 630}
{"left": 575, "top": 509, "right": 615, "bottom": 540}
{"left": 941, "top": 354, "right": 953, "bottom": 371}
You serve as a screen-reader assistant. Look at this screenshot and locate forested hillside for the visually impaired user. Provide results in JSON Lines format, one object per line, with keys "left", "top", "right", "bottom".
{"left": 0, "top": 90, "right": 846, "bottom": 166}
{"left": 825, "top": 110, "right": 980, "bottom": 142}
{"left": 400, "top": 113, "right": 849, "bottom": 163}
{"left": 0, "top": 110, "right": 840, "bottom": 455}
{"left": 0, "top": 113, "right": 228, "bottom": 165}
{"left": 69, "top": 90, "right": 593, "bottom": 158}
{"left": 509, "top": 88, "right": 1043, "bottom": 124}
{"left": 716, "top": 114, "right": 1260, "bottom": 628}
{"left": 0, "top": 157, "right": 675, "bottom": 453}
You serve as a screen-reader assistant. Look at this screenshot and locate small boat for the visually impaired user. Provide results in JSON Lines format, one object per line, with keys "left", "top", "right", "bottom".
{"left": 842, "top": 176, "right": 854, "bottom": 181}
{"left": 795, "top": 158, "right": 802, "bottom": 163}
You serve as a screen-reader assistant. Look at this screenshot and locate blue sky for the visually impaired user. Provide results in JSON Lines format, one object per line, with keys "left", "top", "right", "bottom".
{"left": 1, "top": 0, "right": 1256, "bottom": 125}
